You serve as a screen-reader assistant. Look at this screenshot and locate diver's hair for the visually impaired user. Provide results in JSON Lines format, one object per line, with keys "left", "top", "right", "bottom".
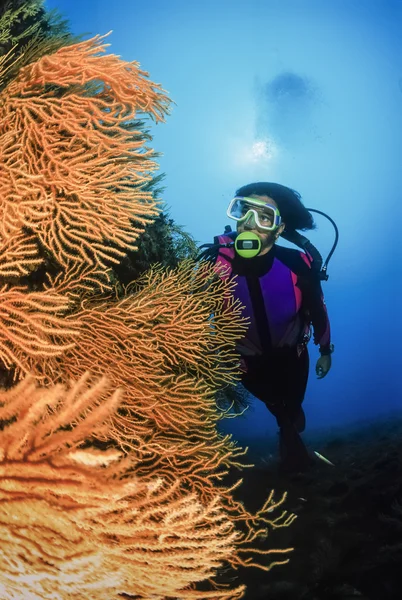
{"left": 235, "top": 182, "right": 315, "bottom": 232}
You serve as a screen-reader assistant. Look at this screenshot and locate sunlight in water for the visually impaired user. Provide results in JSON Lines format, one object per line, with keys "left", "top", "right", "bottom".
{"left": 232, "top": 137, "right": 279, "bottom": 167}
{"left": 251, "top": 140, "right": 274, "bottom": 160}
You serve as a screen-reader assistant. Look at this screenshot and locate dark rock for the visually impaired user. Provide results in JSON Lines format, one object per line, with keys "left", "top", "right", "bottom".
{"left": 324, "top": 481, "right": 350, "bottom": 496}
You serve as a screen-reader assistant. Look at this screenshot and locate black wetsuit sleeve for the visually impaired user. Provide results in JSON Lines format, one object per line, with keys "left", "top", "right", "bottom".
{"left": 301, "top": 272, "right": 331, "bottom": 350}
{"left": 276, "top": 246, "right": 331, "bottom": 351}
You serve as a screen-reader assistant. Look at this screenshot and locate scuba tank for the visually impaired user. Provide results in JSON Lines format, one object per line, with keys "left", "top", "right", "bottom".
{"left": 197, "top": 209, "right": 339, "bottom": 281}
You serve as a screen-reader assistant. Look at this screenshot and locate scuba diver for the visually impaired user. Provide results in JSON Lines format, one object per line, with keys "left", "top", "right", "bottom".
{"left": 198, "top": 182, "right": 336, "bottom": 473}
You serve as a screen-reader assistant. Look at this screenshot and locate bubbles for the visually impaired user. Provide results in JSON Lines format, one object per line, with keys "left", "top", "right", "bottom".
{"left": 232, "top": 136, "right": 280, "bottom": 167}
{"left": 251, "top": 139, "right": 277, "bottom": 161}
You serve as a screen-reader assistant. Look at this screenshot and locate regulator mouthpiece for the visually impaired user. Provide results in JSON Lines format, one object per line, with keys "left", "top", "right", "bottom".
{"left": 234, "top": 232, "right": 261, "bottom": 258}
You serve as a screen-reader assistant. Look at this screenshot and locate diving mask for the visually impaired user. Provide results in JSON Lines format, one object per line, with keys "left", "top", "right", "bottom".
{"left": 226, "top": 196, "right": 282, "bottom": 231}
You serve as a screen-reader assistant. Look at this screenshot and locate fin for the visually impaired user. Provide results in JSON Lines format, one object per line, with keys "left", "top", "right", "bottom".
{"left": 314, "top": 450, "right": 335, "bottom": 466}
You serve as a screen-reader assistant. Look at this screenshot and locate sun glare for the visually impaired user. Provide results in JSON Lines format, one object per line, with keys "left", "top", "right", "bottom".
{"left": 251, "top": 139, "right": 277, "bottom": 161}
{"left": 231, "top": 136, "right": 279, "bottom": 167}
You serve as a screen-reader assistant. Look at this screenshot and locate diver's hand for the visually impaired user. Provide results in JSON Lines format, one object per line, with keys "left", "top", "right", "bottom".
{"left": 316, "top": 355, "right": 331, "bottom": 379}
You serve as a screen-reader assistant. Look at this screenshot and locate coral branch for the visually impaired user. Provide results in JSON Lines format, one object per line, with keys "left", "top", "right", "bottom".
{"left": 0, "top": 33, "right": 172, "bottom": 270}
{"left": 0, "top": 286, "right": 79, "bottom": 380}
{"left": 0, "top": 231, "right": 42, "bottom": 277}
{"left": 0, "top": 374, "right": 246, "bottom": 599}
{"left": 20, "top": 261, "right": 295, "bottom": 575}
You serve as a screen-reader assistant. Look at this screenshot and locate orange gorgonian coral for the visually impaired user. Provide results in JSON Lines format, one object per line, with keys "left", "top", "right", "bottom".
{"left": 20, "top": 260, "right": 297, "bottom": 577}
{"left": 0, "top": 33, "right": 172, "bottom": 270}
{"left": 0, "top": 373, "right": 247, "bottom": 600}
{"left": 0, "top": 231, "right": 43, "bottom": 278}
{"left": 0, "top": 285, "right": 79, "bottom": 381}
{"left": 0, "top": 32, "right": 298, "bottom": 597}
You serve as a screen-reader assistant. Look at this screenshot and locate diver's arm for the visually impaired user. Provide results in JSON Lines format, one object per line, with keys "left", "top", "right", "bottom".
{"left": 306, "top": 276, "right": 332, "bottom": 354}
{"left": 277, "top": 246, "right": 332, "bottom": 354}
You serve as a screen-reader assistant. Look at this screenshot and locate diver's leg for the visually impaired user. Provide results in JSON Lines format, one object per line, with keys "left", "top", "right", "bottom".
{"left": 240, "top": 356, "right": 272, "bottom": 403}
{"left": 294, "top": 407, "right": 306, "bottom": 433}
{"left": 277, "top": 347, "right": 312, "bottom": 472}
{"left": 241, "top": 351, "right": 311, "bottom": 471}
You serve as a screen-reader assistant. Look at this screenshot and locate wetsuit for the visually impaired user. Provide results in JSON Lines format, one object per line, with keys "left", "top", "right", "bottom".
{"left": 208, "top": 234, "right": 331, "bottom": 470}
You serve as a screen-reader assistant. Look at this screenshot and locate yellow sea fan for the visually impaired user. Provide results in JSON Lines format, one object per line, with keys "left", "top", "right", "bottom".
{"left": 0, "top": 374, "right": 246, "bottom": 599}
{"left": 0, "top": 286, "right": 79, "bottom": 381}
{"left": 13, "top": 262, "right": 296, "bottom": 579}
{"left": 0, "top": 231, "right": 43, "bottom": 278}
{"left": 0, "top": 33, "right": 172, "bottom": 269}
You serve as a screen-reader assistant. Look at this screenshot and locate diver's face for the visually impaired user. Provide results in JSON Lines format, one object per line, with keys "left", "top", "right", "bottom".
{"left": 236, "top": 194, "right": 284, "bottom": 255}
